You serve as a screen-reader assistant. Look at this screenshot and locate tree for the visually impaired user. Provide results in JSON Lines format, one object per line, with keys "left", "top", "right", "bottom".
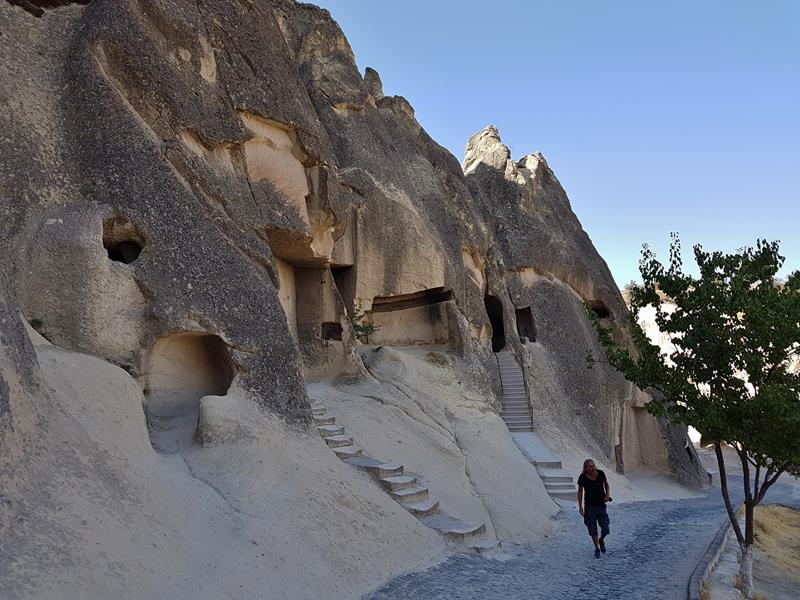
{"left": 593, "top": 236, "right": 800, "bottom": 598}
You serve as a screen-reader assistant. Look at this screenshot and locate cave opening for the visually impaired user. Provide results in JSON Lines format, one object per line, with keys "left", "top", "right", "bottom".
{"left": 331, "top": 265, "right": 355, "bottom": 313}
{"left": 590, "top": 300, "right": 612, "bottom": 319}
{"left": 515, "top": 306, "right": 536, "bottom": 342}
{"left": 484, "top": 295, "right": 506, "bottom": 352}
{"left": 370, "top": 287, "right": 453, "bottom": 313}
{"left": 321, "top": 322, "right": 343, "bottom": 341}
{"left": 142, "top": 333, "right": 235, "bottom": 453}
{"left": 366, "top": 287, "right": 454, "bottom": 346}
{"left": 103, "top": 217, "right": 144, "bottom": 264}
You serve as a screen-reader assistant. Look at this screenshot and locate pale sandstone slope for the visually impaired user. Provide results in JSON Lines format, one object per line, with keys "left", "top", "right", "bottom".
{"left": 1, "top": 328, "right": 444, "bottom": 600}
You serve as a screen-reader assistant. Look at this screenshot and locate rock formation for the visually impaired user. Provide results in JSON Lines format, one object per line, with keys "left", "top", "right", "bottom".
{"left": 463, "top": 125, "right": 703, "bottom": 481}
{"left": 0, "top": 1, "right": 706, "bottom": 598}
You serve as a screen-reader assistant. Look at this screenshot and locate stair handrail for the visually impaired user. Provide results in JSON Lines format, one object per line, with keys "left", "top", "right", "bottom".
{"left": 517, "top": 351, "right": 534, "bottom": 430}
{"left": 493, "top": 352, "right": 503, "bottom": 396}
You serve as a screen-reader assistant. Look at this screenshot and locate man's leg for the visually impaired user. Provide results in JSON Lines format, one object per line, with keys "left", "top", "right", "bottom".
{"left": 584, "top": 507, "right": 601, "bottom": 557}
{"left": 598, "top": 507, "right": 610, "bottom": 553}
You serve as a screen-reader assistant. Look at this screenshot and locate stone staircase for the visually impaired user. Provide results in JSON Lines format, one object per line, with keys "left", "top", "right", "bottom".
{"left": 311, "top": 400, "right": 496, "bottom": 550}
{"left": 495, "top": 351, "right": 533, "bottom": 432}
{"left": 512, "top": 432, "right": 578, "bottom": 502}
{"left": 493, "top": 353, "right": 577, "bottom": 503}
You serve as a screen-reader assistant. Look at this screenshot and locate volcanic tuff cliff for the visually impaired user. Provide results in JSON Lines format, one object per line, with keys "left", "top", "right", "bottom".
{"left": 0, "top": 1, "right": 706, "bottom": 598}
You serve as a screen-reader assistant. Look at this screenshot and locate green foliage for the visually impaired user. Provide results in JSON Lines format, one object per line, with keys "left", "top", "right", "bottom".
{"left": 594, "top": 235, "right": 799, "bottom": 598}
{"left": 593, "top": 236, "right": 800, "bottom": 597}
{"left": 593, "top": 235, "right": 800, "bottom": 482}
{"left": 347, "top": 309, "right": 378, "bottom": 341}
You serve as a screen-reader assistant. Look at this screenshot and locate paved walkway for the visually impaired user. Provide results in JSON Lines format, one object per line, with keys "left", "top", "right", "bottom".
{"left": 367, "top": 481, "right": 800, "bottom": 600}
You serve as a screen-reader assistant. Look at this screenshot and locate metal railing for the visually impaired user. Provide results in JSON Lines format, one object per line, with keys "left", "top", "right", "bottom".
{"left": 493, "top": 352, "right": 503, "bottom": 396}
{"left": 518, "top": 352, "right": 534, "bottom": 430}
{"left": 495, "top": 350, "right": 534, "bottom": 432}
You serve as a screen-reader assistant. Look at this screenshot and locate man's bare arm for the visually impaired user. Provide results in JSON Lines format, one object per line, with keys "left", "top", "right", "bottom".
{"left": 604, "top": 478, "right": 611, "bottom": 502}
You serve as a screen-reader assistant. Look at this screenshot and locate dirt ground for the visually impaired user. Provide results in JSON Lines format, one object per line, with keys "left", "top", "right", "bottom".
{"left": 700, "top": 446, "right": 800, "bottom": 600}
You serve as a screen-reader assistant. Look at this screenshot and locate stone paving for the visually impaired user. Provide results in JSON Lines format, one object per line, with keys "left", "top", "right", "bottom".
{"left": 367, "top": 481, "right": 800, "bottom": 600}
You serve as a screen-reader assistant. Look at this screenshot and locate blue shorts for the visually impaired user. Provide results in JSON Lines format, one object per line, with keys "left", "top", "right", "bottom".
{"left": 584, "top": 504, "right": 610, "bottom": 538}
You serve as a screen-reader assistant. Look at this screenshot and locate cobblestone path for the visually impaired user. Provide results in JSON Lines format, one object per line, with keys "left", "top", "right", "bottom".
{"left": 367, "top": 481, "right": 800, "bottom": 600}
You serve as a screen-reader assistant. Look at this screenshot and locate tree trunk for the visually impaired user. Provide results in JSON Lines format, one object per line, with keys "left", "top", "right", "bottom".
{"left": 738, "top": 501, "right": 756, "bottom": 598}
{"left": 739, "top": 543, "right": 754, "bottom": 598}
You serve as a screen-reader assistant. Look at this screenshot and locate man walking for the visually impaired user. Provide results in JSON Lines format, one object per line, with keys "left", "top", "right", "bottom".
{"left": 577, "top": 459, "right": 611, "bottom": 558}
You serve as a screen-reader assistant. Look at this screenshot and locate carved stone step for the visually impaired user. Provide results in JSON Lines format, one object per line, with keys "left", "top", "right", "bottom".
{"left": 511, "top": 432, "right": 564, "bottom": 471}
{"left": 538, "top": 468, "right": 573, "bottom": 483}
{"left": 390, "top": 485, "right": 429, "bottom": 504}
{"left": 545, "top": 482, "right": 576, "bottom": 491}
{"left": 380, "top": 475, "right": 417, "bottom": 492}
{"left": 332, "top": 444, "right": 362, "bottom": 459}
{"left": 317, "top": 424, "right": 345, "bottom": 438}
{"left": 313, "top": 414, "right": 336, "bottom": 425}
{"left": 325, "top": 434, "right": 354, "bottom": 448}
{"left": 548, "top": 488, "right": 579, "bottom": 500}
{"left": 402, "top": 498, "right": 440, "bottom": 517}
{"left": 421, "top": 514, "right": 486, "bottom": 540}
{"left": 343, "top": 456, "right": 404, "bottom": 478}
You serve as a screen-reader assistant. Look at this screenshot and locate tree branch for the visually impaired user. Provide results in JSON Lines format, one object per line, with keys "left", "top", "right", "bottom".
{"left": 753, "top": 463, "right": 761, "bottom": 502}
{"left": 756, "top": 464, "right": 787, "bottom": 505}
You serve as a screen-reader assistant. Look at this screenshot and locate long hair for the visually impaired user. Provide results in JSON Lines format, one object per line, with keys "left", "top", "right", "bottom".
{"left": 582, "top": 459, "right": 595, "bottom": 475}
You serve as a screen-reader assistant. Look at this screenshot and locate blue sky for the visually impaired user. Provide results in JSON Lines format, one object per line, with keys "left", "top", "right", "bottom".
{"left": 314, "top": 0, "right": 799, "bottom": 287}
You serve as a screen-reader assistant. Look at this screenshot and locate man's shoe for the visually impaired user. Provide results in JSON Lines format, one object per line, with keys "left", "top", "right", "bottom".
{"left": 594, "top": 548, "right": 601, "bottom": 558}
{"left": 599, "top": 538, "right": 606, "bottom": 553}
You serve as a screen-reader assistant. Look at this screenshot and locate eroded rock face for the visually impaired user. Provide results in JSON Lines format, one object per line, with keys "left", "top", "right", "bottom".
{"left": 1, "top": 0, "right": 703, "bottom": 485}
{"left": 0, "top": 1, "right": 712, "bottom": 597}
{"left": 463, "top": 125, "right": 705, "bottom": 485}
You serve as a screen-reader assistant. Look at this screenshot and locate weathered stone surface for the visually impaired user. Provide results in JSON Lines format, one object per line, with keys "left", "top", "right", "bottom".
{"left": 464, "top": 125, "right": 625, "bottom": 317}
{"left": 1, "top": 0, "right": 704, "bottom": 473}
{"left": 464, "top": 125, "right": 705, "bottom": 485}
{"left": 0, "top": 2, "right": 709, "bottom": 596}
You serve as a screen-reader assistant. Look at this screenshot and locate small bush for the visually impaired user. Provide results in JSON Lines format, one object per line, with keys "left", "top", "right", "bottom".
{"left": 346, "top": 309, "right": 378, "bottom": 342}
{"left": 698, "top": 580, "right": 711, "bottom": 600}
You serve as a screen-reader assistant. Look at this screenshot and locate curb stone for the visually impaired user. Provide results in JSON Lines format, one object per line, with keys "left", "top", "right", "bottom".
{"left": 687, "top": 503, "right": 742, "bottom": 600}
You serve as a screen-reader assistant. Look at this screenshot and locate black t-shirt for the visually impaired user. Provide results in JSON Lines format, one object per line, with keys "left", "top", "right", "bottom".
{"left": 578, "top": 470, "right": 607, "bottom": 507}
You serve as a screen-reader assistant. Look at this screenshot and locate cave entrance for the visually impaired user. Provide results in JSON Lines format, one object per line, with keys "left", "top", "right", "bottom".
{"left": 103, "top": 217, "right": 144, "bottom": 264}
{"left": 142, "top": 333, "right": 235, "bottom": 453}
{"left": 367, "top": 287, "right": 454, "bottom": 346}
{"left": 515, "top": 306, "right": 536, "bottom": 342}
{"left": 371, "top": 287, "right": 453, "bottom": 313}
{"left": 321, "top": 322, "right": 343, "bottom": 341}
{"left": 589, "top": 300, "right": 612, "bottom": 319}
{"left": 484, "top": 295, "right": 506, "bottom": 352}
{"left": 330, "top": 265, "right": 355, "bottom": 314}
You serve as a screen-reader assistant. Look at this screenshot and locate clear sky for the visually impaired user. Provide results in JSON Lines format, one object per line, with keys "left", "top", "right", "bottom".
{"left": 313, "top": 0, "right": 799, "bottom": 287}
